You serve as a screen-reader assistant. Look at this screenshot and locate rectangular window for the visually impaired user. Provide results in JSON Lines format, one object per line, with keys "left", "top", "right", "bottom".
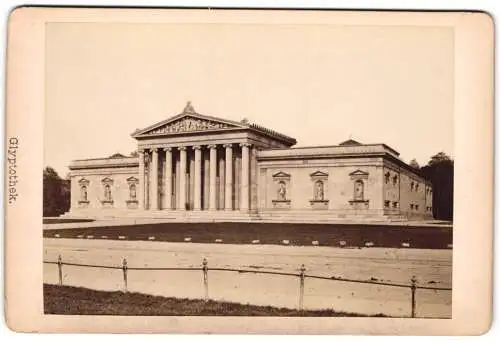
{"left": 415, "top": 204, "right": 419, "bottom": 211}
{"left": 410, "top": 204, "right": 414, "bottom": 210}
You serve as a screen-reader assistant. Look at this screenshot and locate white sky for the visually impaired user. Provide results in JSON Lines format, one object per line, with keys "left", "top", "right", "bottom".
{"left": 45, "top": 22, "right": 454, "bottom": 177}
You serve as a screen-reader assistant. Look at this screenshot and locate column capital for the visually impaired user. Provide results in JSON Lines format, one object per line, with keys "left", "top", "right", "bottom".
{"left": 239, "top": 143, "right": 251, "bottom": 148}
{"left": 151, "top": 147, "right": 159, "bottom": 153}
{"left": 138, "top": 149, "right": 145, "bottom": 155}
{"left": 223, "top": 143, "right": 233, "bottom": 149}
{"left": 178, "top": 146, "right": 187, "bottom": 151}
{"left": 193, "top": 145, "right": 202, "bottom": 150}
{"left": 163, "top": 147, "right": 172, "bottom": 152}
{"left": 207, "top": 144, "right": 217, "bottom": 150}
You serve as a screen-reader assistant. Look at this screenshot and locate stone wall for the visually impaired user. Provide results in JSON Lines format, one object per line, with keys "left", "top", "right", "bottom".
{"left": 69, "top": 166, "right": 139, "bottom": 213}
{"left": 257, "top": 157, "right": 385, "bottom": 214}
{"left": 383, "top": 160, "right": 433, "bottom": 219}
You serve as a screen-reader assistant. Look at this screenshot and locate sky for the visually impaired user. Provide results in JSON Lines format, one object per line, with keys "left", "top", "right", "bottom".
{"left": 44, "top": 22, "right": 454, "bottom": 176}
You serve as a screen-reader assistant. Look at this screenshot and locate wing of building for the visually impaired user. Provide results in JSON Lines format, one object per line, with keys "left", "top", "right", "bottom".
{"left": 66, "top": 102, "right": 433, "bottom": 222}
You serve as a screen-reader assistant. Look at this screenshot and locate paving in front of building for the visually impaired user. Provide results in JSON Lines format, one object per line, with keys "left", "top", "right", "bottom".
{"left": 64, "top": 102, "right": 434, "bottom": 223}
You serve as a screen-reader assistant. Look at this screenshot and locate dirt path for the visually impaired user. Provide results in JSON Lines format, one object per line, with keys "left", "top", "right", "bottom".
{"left": 43, "top": 239, "right": 452, "bottom": 318}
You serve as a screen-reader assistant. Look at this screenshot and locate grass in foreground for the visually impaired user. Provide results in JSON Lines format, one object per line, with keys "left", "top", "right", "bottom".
{"left": 44, "top": 284, "right": 387, "bottom": 317}
{"left": 44, "top": 222, "right": 453, "bottom": 249}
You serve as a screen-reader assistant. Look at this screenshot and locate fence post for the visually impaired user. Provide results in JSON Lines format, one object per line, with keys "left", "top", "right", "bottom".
{"left": 202, "top": 258, "right": 209, "bottom": 301}
{"left": 57, "top": 254, "right": 63, "bottom": 286}
{"left": 122, "top": 258, "right": 128, "bottom": 292}
{"left": 298, "top": 264, "right": 306, "bottom": 311}
{"left": 410, "top": 275, "right": 417, "bottom": 318}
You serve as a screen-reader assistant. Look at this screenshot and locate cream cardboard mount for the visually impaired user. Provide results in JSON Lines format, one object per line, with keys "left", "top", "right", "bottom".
{"left": 4, "top": 7, "right": 494, "bottom": 335}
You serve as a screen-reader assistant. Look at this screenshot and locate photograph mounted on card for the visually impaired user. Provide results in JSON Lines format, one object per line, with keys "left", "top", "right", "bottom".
{"left": 4, "top": 7, "right": 493, "bottom": 334}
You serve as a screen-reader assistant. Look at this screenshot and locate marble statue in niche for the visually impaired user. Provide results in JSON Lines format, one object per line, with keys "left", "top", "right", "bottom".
{"left": 354, "top": 180, "right": 364, "bottom": 200}
{"left": 129, "top": 184, "right": 137, "bottom": 200}
{"left": 315, "top": 180, "right": 325, "bottom": 200}
{"left": 278, "top": 181, "right": 287, "bottom": 201}
{"left": 80, "top": 185, "right": 87, "bottom": 201}
{"left": 104, "top": 184, "right": 112, "bottom": 202}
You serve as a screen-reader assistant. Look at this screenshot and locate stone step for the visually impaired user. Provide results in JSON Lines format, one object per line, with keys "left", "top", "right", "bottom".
{"left": 61, "top": 208, "right": 411, "bottom": 223}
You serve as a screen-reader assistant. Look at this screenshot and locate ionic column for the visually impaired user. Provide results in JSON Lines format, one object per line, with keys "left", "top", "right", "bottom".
{"left": 219, "top": 158, "right": 225, "bottom": 209}
{"left": 224, "top": 144, "right": 233, "bottom": 210}
{"left": 179, "top": 146, "right": 187, "bottom": 210}
{"left": 151, "top": 148, "right": 159, "bottom": 210}
{"left": 164, "top": 147, "right": 173, "bottom": 210}
{"left": 203, "top": 155, "right": 210, "bottom": 209}
{"left": 240, "top": 143, "right": 250, "bottom": 211}
{"left": 194, "top": 145, "right": 202, "bottom": 211}
{"left": 208, "top": 144, "right": 217, "bottom": 211}
{"left": 138, "top": 149, "right": 145, "bottom": 209}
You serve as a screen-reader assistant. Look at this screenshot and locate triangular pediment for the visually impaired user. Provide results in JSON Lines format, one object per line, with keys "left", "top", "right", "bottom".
{"left": 349, "top": 169, "right": 369, "bottom": 179}
{"left": 101, "top": 177, "right": 114, "bottom": 184}
{"left": 272, "top": 171, "right": 291, "bottom": 179}
{"left": 132, "top": 102, "right": 246, "bottom": 138}
{"left": 339, "top": 139, "right": 362, "bottom": 146}
{"left": 310, "top": 170, "right": 329, "bottom": 178}
{"left": 78, "top": 177, "right": 90, "bottom": 185}
{"left": 126, "top": 176, "right": 139, "bottom": 183}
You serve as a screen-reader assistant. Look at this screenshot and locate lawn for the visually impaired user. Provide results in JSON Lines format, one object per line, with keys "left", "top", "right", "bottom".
{"left": 43, "top": 222, "right": 452, "bottom": 249}
{"left": 43, "top": 284, "right": 386, "bottom": 317}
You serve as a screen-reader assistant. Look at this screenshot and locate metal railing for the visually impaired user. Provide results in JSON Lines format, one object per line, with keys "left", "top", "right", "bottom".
{"left": 44, "top": 255, "right": 451, "bottom": 318}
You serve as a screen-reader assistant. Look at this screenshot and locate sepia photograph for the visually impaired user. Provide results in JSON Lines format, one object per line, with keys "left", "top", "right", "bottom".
{"left": 42, "top": 11, "right": 453, "bottom": 319}
{"left": 5, "top": 7, "right": 493, "bottom": 335}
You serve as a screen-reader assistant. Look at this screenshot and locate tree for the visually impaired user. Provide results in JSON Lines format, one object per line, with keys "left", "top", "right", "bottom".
{"left": 409, "top": 159, "right": 420, "bottom": 169}
{"left": 428, "top": 152, "right": 452, "bottom": 164}
{"left": 43, "top": 167, "right": 70, "bottom": 217}
{"left": 130, "top": 150, "right": 138, "bottom": 157}
{"left": 420, "top": 152, "right": 454, "bottom": 221}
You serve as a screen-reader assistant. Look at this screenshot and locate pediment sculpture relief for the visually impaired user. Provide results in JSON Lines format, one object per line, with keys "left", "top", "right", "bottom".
{"left": 146, "top": 117, "right": 232, "bottom": 135}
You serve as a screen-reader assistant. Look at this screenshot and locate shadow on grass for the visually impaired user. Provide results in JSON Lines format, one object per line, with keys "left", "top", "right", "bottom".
{"left": 43, "top": 284, "right": 389, "bottom": 317}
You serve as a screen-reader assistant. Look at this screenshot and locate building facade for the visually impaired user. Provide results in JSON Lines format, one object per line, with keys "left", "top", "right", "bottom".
{"left": 66, "top": 103, "right": 433, "bottom": 222}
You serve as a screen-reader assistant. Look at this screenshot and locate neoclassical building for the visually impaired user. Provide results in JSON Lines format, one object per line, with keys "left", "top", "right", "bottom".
{"left": 66, "top": 102, "right": 433, "bottom": 221}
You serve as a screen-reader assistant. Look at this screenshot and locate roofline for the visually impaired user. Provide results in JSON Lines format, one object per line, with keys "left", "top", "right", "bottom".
{"left": 383, "top": 154, "right": 430, "bottom": 182}
{"left": 131, "top": 109, "right": 296, "bottom": 145}
{"left": 260, "top": 143, "right": 399, "bottom": 156}
{"left": 258, "top": 145, "right": 428, "bottom": 182}
{"left": 70, "top": 156, "right": 137, "bottom": 162}
{"left": 68, "top": 156, "right": 138, "bottom": 170}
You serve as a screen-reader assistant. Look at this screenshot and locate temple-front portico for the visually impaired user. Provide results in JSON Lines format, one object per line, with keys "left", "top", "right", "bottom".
{"left": 127, "top": 102, "right": 294, "bottom": 215}
{"left": 66, "top": 102, "right": 433, "bottom": 222}
{"left": 137, "top": 142, "right": 252, "bottom": 212}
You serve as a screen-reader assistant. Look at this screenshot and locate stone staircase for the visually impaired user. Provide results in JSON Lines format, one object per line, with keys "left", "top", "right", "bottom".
{"left": 61, "top": 208, "right": 261, "bottom": 222}
{"left": 61, "top": 208, "right": 410, "bottom": 224}
{"left": 257, "top": 209, "right": 408, "bottom": 223}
